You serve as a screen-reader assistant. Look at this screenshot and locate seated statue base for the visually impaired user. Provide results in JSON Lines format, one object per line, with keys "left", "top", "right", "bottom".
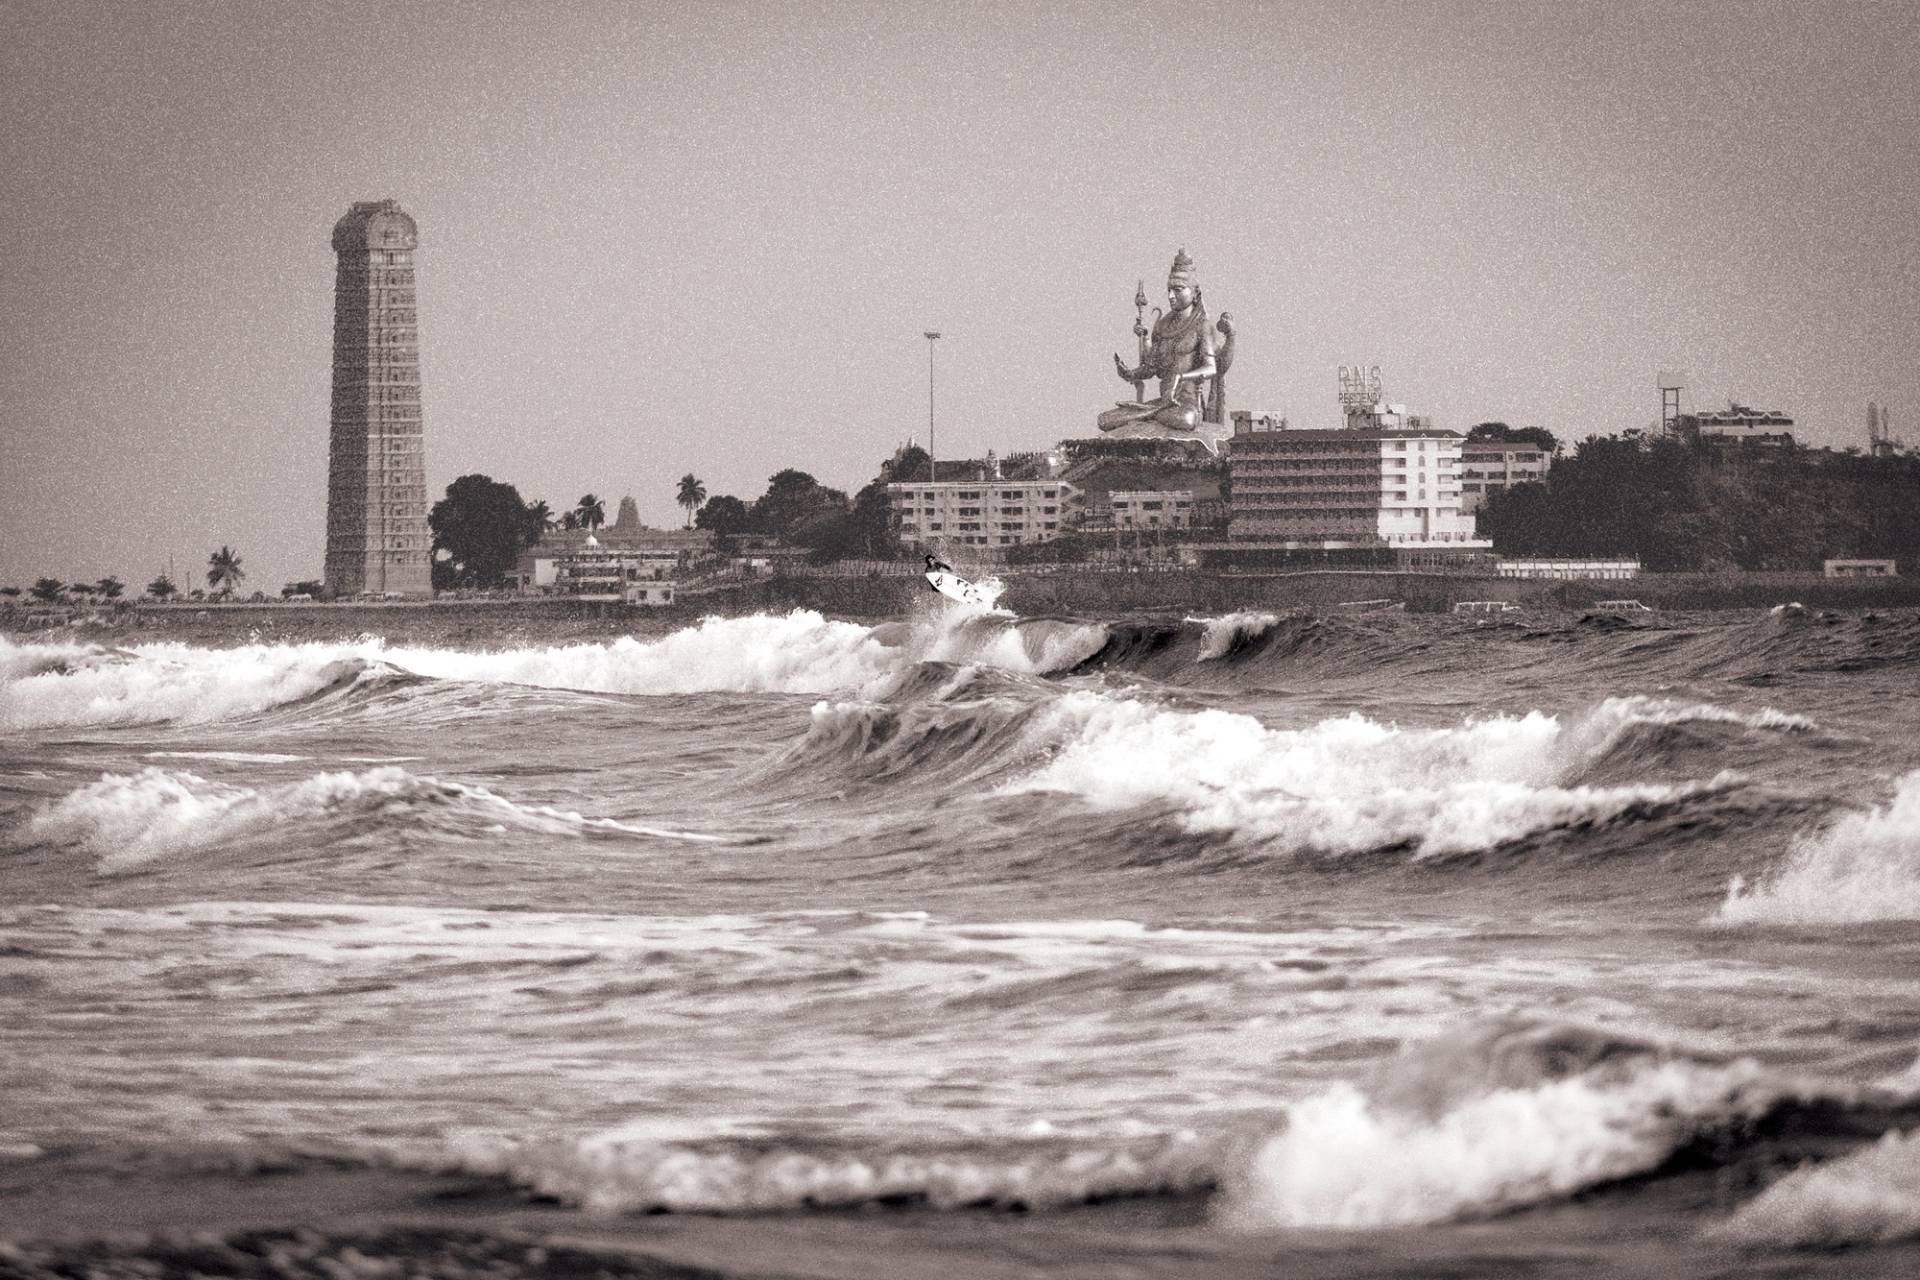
{"left": 1092, "top": 411, "right": 1233, "bottom": 456}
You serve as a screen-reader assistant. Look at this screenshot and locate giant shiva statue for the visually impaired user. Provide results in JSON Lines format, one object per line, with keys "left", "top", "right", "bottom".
{"left": 1099, "top": 248, "right": 1236, "bottom": 439}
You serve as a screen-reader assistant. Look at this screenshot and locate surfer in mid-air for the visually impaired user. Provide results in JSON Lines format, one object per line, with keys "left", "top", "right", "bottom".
{"left": 924, "top": 553, "right": 954, "bottom": 577}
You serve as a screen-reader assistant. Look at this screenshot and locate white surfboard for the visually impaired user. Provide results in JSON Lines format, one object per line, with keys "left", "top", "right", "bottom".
{"left": 925, "top": 570, "right": 990, "bottom": 607}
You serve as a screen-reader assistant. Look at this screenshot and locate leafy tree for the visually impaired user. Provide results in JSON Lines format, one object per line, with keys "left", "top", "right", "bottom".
{"left": 1468, "top": 421, "right": 1559, "bottom": 455}
{"left": 147, "top": 575, "right": 177, "bottom": 600}
{"left": 95, "top": 576, "right": 124, "bottom": 600}
{"left": 694, "top": 494, "right": 750, "bottom": 536}
{"left": 525, "top": 500, "right": 556, "bottom": 541}
{"left": 676, "top": 474, "right": 707, "bottom": 529}
{"left": 749, "top": 469, "right": 852, "bottom": 542}
{"left": 886, "top": 445, "right": 931, "bottom": 483}
{"left": 30, "top": 578, "right": 65, "bottom": 602}
{"left": 573, "top": 494, "right": 606, "bottom": 531}
{"left": 429, "top": 474, "right": 535, "bottom": 590}
{"left": 207, "top": 547, "right": 245, "bottom": 595}
{"left": 0, "top": 586, "right": 20, "bottom": 598}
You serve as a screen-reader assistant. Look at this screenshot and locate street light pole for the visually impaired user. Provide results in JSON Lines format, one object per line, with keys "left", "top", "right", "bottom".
{"left": 924, "top": 331, "right": 941, "bottom": 483}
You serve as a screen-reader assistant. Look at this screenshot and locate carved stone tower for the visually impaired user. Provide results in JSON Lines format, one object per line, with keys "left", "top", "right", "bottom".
{"left": 324, "top": 199, "right": 432, "bottom": 597}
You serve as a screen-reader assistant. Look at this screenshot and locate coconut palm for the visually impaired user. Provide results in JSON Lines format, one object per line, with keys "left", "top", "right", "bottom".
{"left": 526, "top": 499, "right": 556, "bottom": 538}
{"left": 207, "top": 546, "right": 245, "bottom": 596}
{"left": 574, "top": 494, "right": 606, "bottom": 531}
{"left": 676, "top": 474, "right": 707, "bottom": 529}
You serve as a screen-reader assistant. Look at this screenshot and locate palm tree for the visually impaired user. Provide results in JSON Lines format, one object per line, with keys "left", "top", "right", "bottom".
{"left": 207, "top": 546, "right": 245, "bottom": 596}
{"left": 676, "top": 474, "right": 707, "bottom": 529}
{"left": 147, "top": 575, "right": 177, "bottom": 600}
{"left": 526, "top": 499, "right": 556, "bottom": 537}
{"left": 95, "top": 576, "right": 124, "bottom": 600}
{"left": 574, "top": 494, "right": 606, "bottom": 531}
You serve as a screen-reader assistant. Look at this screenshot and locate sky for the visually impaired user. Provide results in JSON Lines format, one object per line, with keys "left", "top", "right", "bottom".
{"left": 3, "top": 0, "right": 1917, "bottom": 591}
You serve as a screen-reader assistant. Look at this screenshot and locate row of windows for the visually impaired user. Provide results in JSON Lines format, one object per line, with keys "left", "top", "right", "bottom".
{"left": 894, "top": 488, "right": 1061, "bottom": 501}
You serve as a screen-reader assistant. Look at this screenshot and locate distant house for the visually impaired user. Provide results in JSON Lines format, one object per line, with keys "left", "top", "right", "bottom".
{"left": 1824, "top": 559, "right": 1896, "bottom": 578}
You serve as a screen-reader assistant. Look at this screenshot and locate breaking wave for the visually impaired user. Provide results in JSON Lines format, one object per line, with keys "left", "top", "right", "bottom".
{"left": 1717, "top": 770, "right": 1920, "bottom": 924}
{"left": 0, "top": 613, "right": 1116, "bottom": 729}
{"left": 436, "top": 1130, "right": 1213, "bottom": 1214}
{"left": 12, "top": 766, "right": 716, "bottom": 874}
{"left": 1708, "top": 1127, "right": 1920, "bottom": 1247}
{"left": 1218, "top": 1020, "right": 1790, "bottom": 1229}
{"left": 999, "top": 693, "right": 1747, "bottom": 858}
{"left": 0, "top": 638, "right": 383, "bottom": 729}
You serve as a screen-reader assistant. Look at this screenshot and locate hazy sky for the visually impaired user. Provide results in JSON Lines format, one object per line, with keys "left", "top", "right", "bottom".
{"left": 4, "top": 0, "right": 1917, "bottom": 591}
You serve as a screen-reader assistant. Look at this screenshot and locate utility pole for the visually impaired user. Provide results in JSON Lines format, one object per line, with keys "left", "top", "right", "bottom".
{"left": 924, "top": 331, "right": 941, "bottom": 483}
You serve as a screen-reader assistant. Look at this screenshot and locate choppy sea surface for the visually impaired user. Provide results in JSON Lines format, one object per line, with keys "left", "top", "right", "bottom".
{"left": 4, "top": 600, "right": 1920, "bottom": 1275}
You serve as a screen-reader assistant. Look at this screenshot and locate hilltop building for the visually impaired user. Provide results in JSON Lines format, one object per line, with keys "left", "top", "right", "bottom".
{"left": 1459, "top": 441, "right": 1550, "bottom": 512}
{"left": 324, "top": 199, "right": 432, "bottom": 597}
{"left": 1671, "top": 404, "right": 1797, "bottom": 449}
{"left": 887, "top": 478, "right": 1078, "bottom": 550}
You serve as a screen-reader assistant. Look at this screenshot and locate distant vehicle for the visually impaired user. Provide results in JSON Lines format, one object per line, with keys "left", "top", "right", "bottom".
{"left": 1452, "top": 600, "right": 1520, "bottom": 614}
{"left": 283, "top": 593, "right": 314, "bottom": 602}
{"left": 1594, "top": 599, "right": 1653, "bottom": 612}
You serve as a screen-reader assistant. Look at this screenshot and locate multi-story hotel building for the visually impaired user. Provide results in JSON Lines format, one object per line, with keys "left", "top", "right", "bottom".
{"left": 887, "top": 479, "right": 1079, "bottom": 549}
{"left": 1226, "top": 427, "right": 1488, "bottom": 552}
{"left": 1459, "top": 441, "right": 1550, "bottom": 512}
{"left": 324, "top": 199, "right": 432, "bottom": 596}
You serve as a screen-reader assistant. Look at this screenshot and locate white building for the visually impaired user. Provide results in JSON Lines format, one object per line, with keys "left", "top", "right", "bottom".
{"left": 887, "top": 479, "right": 1079, "bottom": 549}
{"left": 547, "top": 535, "right": 679, "bottom": 603}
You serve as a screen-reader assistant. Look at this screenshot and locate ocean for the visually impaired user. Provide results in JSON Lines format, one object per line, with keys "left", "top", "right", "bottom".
{"left": 3, "top": 599, "right": 1920, "bottom": 1277}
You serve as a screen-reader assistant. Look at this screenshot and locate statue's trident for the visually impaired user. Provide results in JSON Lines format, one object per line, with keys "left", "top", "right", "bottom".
{"left": 1132, "top": 280, "right": 1150, "bottom": 403}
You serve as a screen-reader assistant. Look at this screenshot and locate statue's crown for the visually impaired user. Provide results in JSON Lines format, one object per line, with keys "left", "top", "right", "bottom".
{"left": 1168, "top": 248, "right": 1195, "bottom": 288}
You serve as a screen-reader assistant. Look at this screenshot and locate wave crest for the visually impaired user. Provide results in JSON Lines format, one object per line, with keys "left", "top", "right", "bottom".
{"left": 1717, "top": 770, "right": 1920, "bottom": 924}
{"left": 438, "top": 1130, "right": 1213, "bottom": 1214}
{"left": 1218, "top": 1021, "right": 1769, "bottom": 1228}
{"left": 1003, "top": 694, "right": 1741, "bottom": 858}
{"left": 14, "top": 766, "right": 709, "bottom": 874}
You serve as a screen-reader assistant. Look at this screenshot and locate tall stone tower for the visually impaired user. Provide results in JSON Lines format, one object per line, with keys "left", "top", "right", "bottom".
{"left": 324, "top": 199, "right": 432, "bottom": 597}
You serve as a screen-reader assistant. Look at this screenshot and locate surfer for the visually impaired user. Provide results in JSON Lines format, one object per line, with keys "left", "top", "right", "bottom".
{"left": 924, "top": 553, "right": 954, "bottom": 576}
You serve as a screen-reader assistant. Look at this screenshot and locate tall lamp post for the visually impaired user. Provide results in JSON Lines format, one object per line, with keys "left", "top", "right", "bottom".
{"left": 924, "top": 330, "right": 941, "bottom": 483}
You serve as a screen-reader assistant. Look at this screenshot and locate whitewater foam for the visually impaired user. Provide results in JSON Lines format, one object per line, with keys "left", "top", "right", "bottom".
{"left": 1219, "top": 1023, "right": 1770, "bottom": 1229}
{"left": 0, "top": 638, "right": 377, "bottom": 729}
{"left": 1717, "top": 770, "right": 1920, "bottom": 924}
{"left": 1004, "top": 694, "right": 1735, "bottom": 857}
{"left": 1188, "top": 612, "right": 1281, "bottom": 662}
{"left": 1708, "top": 1127, "right": 1920, "bottom": 1247}
{"left": 437, "top": 1130, "right": 1213, "bottom": 1214}
{"left": 14, "top": 766, "right": 720, "bottom": 874}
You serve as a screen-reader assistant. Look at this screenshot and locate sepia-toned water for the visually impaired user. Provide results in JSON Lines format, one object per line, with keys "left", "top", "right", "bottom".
{"left": 4, "top": 601, "right": 1920, "bottom": 1276}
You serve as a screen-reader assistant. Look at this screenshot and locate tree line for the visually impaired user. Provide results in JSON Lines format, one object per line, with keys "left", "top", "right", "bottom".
{"left": 429, "top": 449, "right": 932, "bottom": 589}
{"left": 1478, "top": 435, "right": 1920, "bottom": 571}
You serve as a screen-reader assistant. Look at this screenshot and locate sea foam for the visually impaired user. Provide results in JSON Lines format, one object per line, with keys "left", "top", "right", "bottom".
{"left": 1004, "top": 693, "right": 1734, "bottom": 857}
{"left": 437, "top": 1130, "right": 1212, "bottom": 1214}
{"left": 1717, "top": 770, "right": 1920, "bottom": 924}
{"left": 1218, "top": 1022, "right": 1769, "bottom": 1228}
{"left": 0, "top": 637, "right": 376, "bottom": 729}
{"left": 1707, "top": 1127, "right": 1920, "bottom": 1247}
{"left": 15, "top": 766, "right": 709, "bottom": 874}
